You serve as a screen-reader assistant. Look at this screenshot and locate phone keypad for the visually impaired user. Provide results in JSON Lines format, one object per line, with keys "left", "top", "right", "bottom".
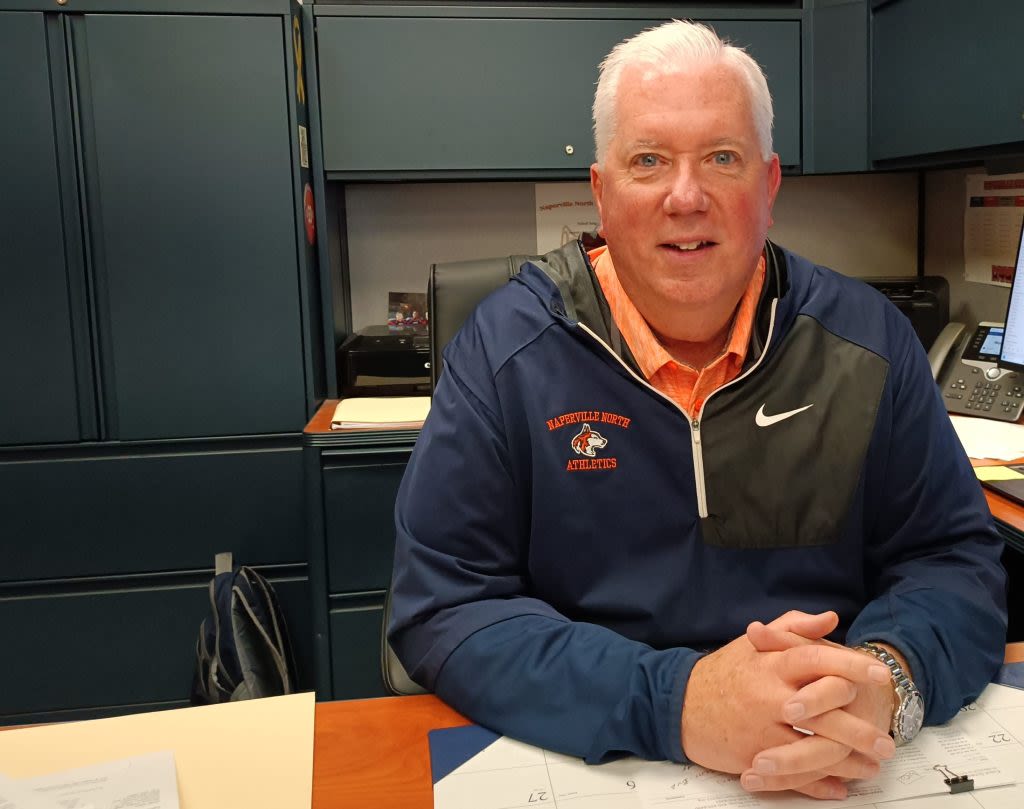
{"left": 944, "top": 366, "right": 1024, "bottom": 420}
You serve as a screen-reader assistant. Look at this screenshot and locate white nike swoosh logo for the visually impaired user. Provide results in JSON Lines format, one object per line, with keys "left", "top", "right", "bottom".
{"left": 755, "top": 403, "right": 814, "bottom": 427}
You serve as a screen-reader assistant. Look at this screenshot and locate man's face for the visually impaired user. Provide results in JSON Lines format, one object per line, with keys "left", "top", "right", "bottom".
{"left": 590, "top": 61, "right": 781, "bottom": 345}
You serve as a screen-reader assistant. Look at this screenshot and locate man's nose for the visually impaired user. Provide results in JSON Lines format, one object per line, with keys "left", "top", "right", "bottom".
{"left": 663, "top": 164, "right": 709, "bottom": 214}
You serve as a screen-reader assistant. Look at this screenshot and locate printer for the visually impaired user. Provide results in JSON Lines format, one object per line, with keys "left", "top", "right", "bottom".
{"left": 864, "top": 276, "right": 949, "bottom": 352}
{"left": 336, "top": 325, "right": 431, "bottom": 397}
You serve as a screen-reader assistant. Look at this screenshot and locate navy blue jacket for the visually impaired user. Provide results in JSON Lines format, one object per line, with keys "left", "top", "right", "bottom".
{"left": 389, "top": 241, "right": 1007, "bottom": 764}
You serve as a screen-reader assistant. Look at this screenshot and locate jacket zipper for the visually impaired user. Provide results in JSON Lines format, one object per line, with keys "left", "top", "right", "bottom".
{"left": 577, "top": 298, "right": 778, "bottom": 518}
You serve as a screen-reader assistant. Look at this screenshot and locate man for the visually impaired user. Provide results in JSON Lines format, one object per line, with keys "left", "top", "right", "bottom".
{"left": 388, "top": 20, "right": 1007, "bottom": 800}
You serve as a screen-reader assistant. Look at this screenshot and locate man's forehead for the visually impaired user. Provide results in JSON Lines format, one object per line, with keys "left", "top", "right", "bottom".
{"left": 619, "top": 134, "right": 747, "bottom": 152}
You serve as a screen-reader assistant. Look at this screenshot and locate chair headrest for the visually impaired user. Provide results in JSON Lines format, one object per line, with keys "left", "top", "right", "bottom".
{"left": 427, "top": 254, "right": 534, "bottom": 389}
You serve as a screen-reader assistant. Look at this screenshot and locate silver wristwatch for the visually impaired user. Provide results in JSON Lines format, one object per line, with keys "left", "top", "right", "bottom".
{"left": 856, "top": 642, "right": 925, "bottom": 746}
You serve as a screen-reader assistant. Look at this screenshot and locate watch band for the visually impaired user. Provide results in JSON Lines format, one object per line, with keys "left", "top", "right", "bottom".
{"left": 855, "top": 642, "right": 925, "bottom": 746}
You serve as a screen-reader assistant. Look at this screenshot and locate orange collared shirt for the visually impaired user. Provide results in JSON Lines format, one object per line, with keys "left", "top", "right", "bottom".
{"left": 589, "top": 245, "right": 765, "bottom": 417}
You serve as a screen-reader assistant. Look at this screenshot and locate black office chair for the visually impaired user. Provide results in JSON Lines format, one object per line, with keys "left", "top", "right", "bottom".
{"left": 380, "top": 253, "right": 534, "bottom": 696}
{"left": 426, "top": 253, "right": 537, "bottom": 388}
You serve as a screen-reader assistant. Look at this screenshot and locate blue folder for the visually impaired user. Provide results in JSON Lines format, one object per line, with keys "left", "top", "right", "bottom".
{"left": 995, "top": 661, "right": 1024, "bottom": 690}
{"left": 428, "top": 724, "right": 500, "bottom": 785}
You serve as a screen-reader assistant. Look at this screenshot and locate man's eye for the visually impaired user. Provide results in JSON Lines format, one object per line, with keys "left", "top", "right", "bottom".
{"left": 636, "top": 154, "right": 659, "bottom": 168}
{"left": 713, "top": 152, "right": 735, "bottom": 165}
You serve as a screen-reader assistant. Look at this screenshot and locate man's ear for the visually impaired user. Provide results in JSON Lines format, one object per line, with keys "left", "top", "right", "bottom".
{"left": 765, "top": 153, "right": 782, "bottom": 227}
{"left": 590, "top": 163, "right": 606, "bottom": 237}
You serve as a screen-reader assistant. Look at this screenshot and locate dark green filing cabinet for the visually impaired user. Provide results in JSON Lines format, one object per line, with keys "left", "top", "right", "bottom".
{"left": 0, "top": 0, "right": 323, "bottom": 725}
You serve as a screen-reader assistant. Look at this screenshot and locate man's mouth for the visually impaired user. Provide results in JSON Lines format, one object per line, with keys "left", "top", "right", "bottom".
{"left": 662, "top": 241, "right": 715, "bottom": 252}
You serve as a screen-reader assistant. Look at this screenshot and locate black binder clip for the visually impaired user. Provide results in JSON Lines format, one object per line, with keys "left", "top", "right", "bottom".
{"left": 934, "top": 764, "right": 974, "bottom": 794}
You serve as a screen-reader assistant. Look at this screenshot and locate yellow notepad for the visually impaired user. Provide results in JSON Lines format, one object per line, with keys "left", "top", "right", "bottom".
{"left": 975, "top": 465, "right": 1024, "bottom": 481}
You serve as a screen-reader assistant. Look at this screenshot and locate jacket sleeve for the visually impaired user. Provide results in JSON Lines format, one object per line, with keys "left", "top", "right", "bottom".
{"left": 388, "top": 349, "right": 700, "bottom": 764}
{"left": 846, "top": 324, "right": 1008, "bottom": 723}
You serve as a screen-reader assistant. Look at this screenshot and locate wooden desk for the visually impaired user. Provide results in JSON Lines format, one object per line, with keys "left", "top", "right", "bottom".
{"left": 312, "top": 645, "right": 1024, "bottom": 809}
{"left": 306, "top": 452, "right": 1024, "bottom": 807}
{"left": 313, "top": 694, "right": 468, "bottom": 809}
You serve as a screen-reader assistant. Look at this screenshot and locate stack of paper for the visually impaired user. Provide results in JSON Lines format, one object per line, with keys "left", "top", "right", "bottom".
{"left": 331, "top": 396, "right": 430, "bottom": 429}
{"left": 0, "top": 692, "right": 314, "bottom": 809}
{"left": 950, "top": 415, "right": 1024, "bottom": 461}
{"left": 0, "top": 751, "right": 179, "bottom": 808}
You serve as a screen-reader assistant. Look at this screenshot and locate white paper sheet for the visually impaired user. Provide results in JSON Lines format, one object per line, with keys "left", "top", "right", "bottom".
{"left": 949, "top": 414, "right": 1024, "bottom": 460}
{"left": 0, "top": 751, "right": 178, "bottom": 809}
{"left": 432, "top": 684, "right": 1024, "bottom": 809}
{"left": 0, "top": 774, "right": 38, "bottom": 809}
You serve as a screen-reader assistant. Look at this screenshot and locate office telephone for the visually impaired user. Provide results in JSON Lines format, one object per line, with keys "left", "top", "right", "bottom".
{"left": 934, "top": 322, "right": 1024, "bottom": 422}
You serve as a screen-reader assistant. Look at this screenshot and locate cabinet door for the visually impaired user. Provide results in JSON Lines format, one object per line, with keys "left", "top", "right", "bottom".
{"left": 0, "top": 13, "right": 84, "bottom": 446}
{"left": 74, "top": 14, "right": 306, "bottom": 440}
{"left": 317, "top": 16, "right": 800, "bottom": 174}
{"left": 808, "top": 1, "right": 869, "bottom": 173}
{"left": 872, "top": 0, "right": 1024, "bottom": 161}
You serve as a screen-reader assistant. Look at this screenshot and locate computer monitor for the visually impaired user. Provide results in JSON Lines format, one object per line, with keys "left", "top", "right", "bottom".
{"left": 999, "top": 217, "right": 1024, "bottom": 370}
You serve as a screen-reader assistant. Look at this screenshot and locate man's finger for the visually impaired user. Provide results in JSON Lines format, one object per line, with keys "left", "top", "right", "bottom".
{"left": 777, "top": 643, "right": 892, "bottom": 687}
{"left": 749, "top": 734, "right": 850, "bottom": 777}
{"left": 766, "top": 610, "right": 839, "bottom": 636}
{"left": 741, "top": 765, "right": 846, "bottom": 796}
{"left": 747, "top": 621, "right": 811, "bottom": 652}
{"left": 792, "top": 777, "right": 850, "bottom": 801}
{"left": 747, "top": 611, "right": 839, "bottom": 652}
{"left": 797, "top": 708, "right": 896, "bottom": 761}
{"left": 747, "top": 734, "right": 881, "bottom": 783}
{"left": 781, "top": 676, "right": 858, "bottom": 724}
{"left": 823, "top": 751, "right": 882, "bottom": 781}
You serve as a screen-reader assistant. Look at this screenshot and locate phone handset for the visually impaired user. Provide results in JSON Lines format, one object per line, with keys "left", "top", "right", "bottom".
{"left": 928, "top": 322, "right": 967, "bottom": 382}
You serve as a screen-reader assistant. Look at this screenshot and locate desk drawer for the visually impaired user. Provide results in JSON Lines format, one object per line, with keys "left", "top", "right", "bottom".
{"left": 330, "top": 599, "right": 388, "bottom": 699}
{"left": 323, "top": 457, "right": 408, "bottom": 593}
{"left": 0, "top": 581, "right": 206, "bottom": 719}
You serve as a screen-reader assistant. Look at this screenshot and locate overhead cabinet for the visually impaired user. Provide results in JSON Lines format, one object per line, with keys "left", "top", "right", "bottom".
{"left": 871, "top": 0, "right": 1024, "bottom": 163}
{"left": 315, "top": 12, "right": 802, "bottom": 176}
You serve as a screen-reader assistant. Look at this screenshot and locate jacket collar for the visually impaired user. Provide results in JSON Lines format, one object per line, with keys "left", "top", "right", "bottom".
{"left": 515, "top": 238, "right": 790, "bottom": 374}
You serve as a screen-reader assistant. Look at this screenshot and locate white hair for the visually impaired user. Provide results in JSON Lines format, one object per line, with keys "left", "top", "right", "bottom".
{"left": 592, "top": 19, "right": 774, "bottom": 164}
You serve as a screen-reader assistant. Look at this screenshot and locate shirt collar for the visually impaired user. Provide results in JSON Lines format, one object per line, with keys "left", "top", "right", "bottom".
{"left": 590, "top": 244, "right": 766, "bottom": 378}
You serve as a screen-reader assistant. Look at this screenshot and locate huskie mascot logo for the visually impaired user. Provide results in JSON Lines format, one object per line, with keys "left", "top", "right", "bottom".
{"left": 570, "top": 424, "right": 608, "bottom": 457}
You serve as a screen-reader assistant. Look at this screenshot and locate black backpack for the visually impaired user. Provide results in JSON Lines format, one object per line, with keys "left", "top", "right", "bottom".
{"left": 191, "top": 552, "right": 298, "bottom": 704}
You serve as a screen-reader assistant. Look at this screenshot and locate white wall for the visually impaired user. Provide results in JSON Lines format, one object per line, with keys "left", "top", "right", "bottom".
{"left": 345, "top": 172, "right": 921, "bottom": 331}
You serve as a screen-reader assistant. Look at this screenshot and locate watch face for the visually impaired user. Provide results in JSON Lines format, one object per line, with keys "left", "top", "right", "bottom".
{"left": 897, "top": 693, "right": 925, "bottom": 743}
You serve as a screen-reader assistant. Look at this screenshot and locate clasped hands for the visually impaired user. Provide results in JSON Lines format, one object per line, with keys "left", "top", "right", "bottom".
{"left": 680, "top": 611, "right": 898, "bottom": 801}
